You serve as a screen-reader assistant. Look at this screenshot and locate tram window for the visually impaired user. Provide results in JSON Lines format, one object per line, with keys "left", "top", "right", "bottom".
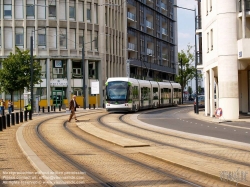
{"left": 133, "top": 86, "right": 139, "bottom": 99}
{"left": 153, "top": 87, "right": 158, "bottom": 99}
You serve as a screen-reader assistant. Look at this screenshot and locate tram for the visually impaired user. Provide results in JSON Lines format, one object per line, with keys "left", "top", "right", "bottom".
{"left": 105, "top": 77, "right": 181, "bottom": 112}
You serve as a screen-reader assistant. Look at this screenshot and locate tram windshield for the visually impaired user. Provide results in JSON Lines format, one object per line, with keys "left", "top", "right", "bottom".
{"left": 106, "top": 81, "right": 128, "bottom": 101}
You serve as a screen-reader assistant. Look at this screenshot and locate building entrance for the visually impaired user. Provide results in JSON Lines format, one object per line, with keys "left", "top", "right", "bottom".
{"left": 52, "top": 90, "right": 64, "bottom": 107}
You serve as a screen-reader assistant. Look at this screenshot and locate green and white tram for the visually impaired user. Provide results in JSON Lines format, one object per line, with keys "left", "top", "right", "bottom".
{"left": 105, "top": 77, "right": 181, "bottom": 112}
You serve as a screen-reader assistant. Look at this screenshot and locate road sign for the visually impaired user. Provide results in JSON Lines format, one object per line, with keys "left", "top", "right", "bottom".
{"left": 91, "top": 81, "right": 99, "bottom": 94}
{"left": 215, "top": 108, "right": 222, "bottom": 118}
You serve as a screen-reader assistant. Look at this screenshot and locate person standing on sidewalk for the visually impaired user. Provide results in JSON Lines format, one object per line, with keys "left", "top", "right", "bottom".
{"left": 0, "top": 99, "right": 5, "bottom": 115}
{"left": 68, "top": 95, "right": 79, "bottom": 122}
{"left": 8, "top": 100, "right": 13, "bottom": 114}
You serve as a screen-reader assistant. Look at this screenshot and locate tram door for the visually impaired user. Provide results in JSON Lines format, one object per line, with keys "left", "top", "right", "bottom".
{"left": 52, "top": 90, "right": 63, "bottom": 107}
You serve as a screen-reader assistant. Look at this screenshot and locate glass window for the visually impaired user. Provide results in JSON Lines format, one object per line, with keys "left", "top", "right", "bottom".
{"left": 38, "top": 28, "right": 46, "bottom": 46}
{"left": 4, "top": 4, "right": 12, "bottom": 17}
{"left": 69, "top": 6, "right": 75, "bottom": 18}
{"left": 79, "top": 36, "right": 84, "bottom": 48}
{"left": 26, "top": 5, "right": 34, "bottom": 16}
{"left": 0, "top": 29, "right": 1, "bottom": 47}
{"left": 49, "top": 5, "right": 56, "bottom": 17}
{"left": 15, "top": 28, "right": 24, "bottom": 46}
{"left": 38, "top": 34, "right": 46, "bottom": 46}
{"left": 87, "top": 3, "right": 91, "bottom": 22}
{"left": 59, "top": 29, "right": 67, "bottom": 48}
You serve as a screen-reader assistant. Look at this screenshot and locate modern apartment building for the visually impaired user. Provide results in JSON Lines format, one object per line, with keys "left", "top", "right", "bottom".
{"left": 198, "top": 0, "right": 250, "bottom": 120}
{"left": 0, "top": 0, "right": 126, "bottom": 108}
{"left": 126, "top": 0, "right": 178, "bottom": 81}
{"left": 0, "top": 0, "right": 178, "bottom": 109}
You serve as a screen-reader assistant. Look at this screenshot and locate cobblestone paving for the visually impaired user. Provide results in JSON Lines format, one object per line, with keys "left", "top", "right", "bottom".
{"left": 0, "top": 119, "right": 50, "bottom": 187}
{"left": 37, "top": 115, "right": 191, "bottom": 187}
{"left": 90, "top": 112, "right": 249, "bottom": 186}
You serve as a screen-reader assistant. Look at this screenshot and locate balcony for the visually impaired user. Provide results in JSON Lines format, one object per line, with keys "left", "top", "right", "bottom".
{"left": 146, "top": 20, "right": 153, "bottom": 29}
{"left": 238, "top": 38, "right": 250, "bottom": 59}
{"left": 147, "top": 48, "right": 154, "bottom": 55}
{"left": 162, "top": 28, "right": 167, "bottom": 35}
{"left": 127, "top": 42, "right": 136, "bottom": 51}
{"left": 127, "top": 12, "right": 136, "bottom": 22}
{"left": 196, "top": 16, "right": 202, "bottom": 30}
{"left": 196, "top": 51, "right": 203, "bottom": 65}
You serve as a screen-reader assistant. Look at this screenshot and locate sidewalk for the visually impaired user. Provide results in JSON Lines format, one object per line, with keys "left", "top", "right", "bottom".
{"left": 188, "top": 108, "right": 250, "bottom": 123}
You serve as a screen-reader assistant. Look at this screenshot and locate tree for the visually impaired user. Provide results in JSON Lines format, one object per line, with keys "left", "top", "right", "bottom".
{"left": 188, "top": 86, "right": 193, "bottom": 95}
{"left": 175, "top": 45, "right": 198, "bottom": 92}
{"left": 0, "top": 47, "right": 42, "bottom": 108}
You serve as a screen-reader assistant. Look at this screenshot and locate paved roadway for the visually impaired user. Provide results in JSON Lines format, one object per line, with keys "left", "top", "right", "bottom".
{"left": 138, "top": 106, "right": 250, "bottom": 144}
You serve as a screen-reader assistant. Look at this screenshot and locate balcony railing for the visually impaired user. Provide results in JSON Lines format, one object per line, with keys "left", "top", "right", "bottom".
{"left": 161, "top": 2, "right": 166, "bottom": 10}
{"left": 128, "top": 42, "right": 136, "bottom": 51}
{"left": 146, "top": 20, "right": 153, "bottom": 29}
{"left": 196, "top": 51, "right": 202, "bottom": 65}
{"left": 127, "top": 12, "right": 136, "bottom": 21}
{"left": 196, "top": 16, "right": 202, "bottom": 30}
{"left": 147, "top": 48, "right": 154, "bottom": 55}
{"left": 162, "top": 28, "right": 167, "bottom": 35}
{"left": 239, "top": 0, "right": 250, "bottom": 12}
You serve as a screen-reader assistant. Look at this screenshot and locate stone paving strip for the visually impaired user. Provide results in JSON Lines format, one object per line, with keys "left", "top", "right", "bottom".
{"left": 77, "top": 122, "right": 149, "bottom": 147}
{"left": 39, "top": 114, "right": 187, "bottom": 187}
{"left": 76, "top": 112, "right": 249, "bottom": 186}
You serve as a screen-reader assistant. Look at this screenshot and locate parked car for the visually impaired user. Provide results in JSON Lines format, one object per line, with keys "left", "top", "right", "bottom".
{"left": 194, "top": 95, "right": 205, "bottom": 112}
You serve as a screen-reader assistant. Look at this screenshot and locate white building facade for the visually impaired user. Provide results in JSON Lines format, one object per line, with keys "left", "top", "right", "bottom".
{"left": 199, "top": 0, "right": 250, "bottom": 120}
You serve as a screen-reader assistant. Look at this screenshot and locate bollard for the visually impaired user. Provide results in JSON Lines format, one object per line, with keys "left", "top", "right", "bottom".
{"left": 24, "top": 111, "right": 27, "bottom": 121}
{"left": 93, "top": 104, "right": 95, "bottom": 109}
{"left": 0, "top": 117, "right": 2, "bottom": 131}
{"left": 59, "top": 105, "right": 61, "bottom": 111}
{"left": 29, "top": 111, "right": 32, "bottom": 120}
{"left": 48, "top": 106, "right": 50, "bottom": 112}
{"left": 2, "top": 115, "right": 6, "bottom": 129}
{"left": 54, "top": 105, "right": 56, "bottom": 112}
{"left": 51, "top": 106, "right": 53, "bottom": 111}
{"left": 42, "top": 107, "right": 45, "bottom": 113}
{"left": 39, "top": 106, "right": 40, "bottom": 112}
{"left": 103, "top": 102, "right": 105, "bottom": 108}
{"left": 89, "top": 104, "right": 91, "bottom": 109}
{"left": 16, "top": 113, "right": 19, "bottom": 124}
{"left": 6, "top": 114, "right": 10, "bottom": 127}
{"left": 20, "top": 112, "right": 23, "bottom": 123}
{"left": 11, "top": 113, "right": 15, "bottom": 125}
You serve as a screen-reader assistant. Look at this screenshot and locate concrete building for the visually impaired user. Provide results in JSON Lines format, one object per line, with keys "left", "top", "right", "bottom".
{"left": 0, "top": 0, "right": 178, "bottom": 109}
{"left": 0, "top": 0, "right": 126, "bottom": 108}
{"left": 198, "top": 0, "right": 250, "bottom": 120}
{"left": 126, "top": 0, "right": 178, "bottom": 81}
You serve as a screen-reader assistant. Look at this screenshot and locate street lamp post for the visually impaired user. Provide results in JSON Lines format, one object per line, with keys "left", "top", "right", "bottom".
{"left": 180, "top": 58, "right": 183, "bottom": 104}
{"left": 30, "top": 36, "right": 33, "bottom": 119}
{"left": 82, "top": 39, "right": 96, "bottom": 110}
{"left": 174, "top": 4, "right": 199, "bottom": 113}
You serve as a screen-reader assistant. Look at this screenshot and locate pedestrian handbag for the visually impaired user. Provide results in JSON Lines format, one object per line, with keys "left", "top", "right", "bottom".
{"left": 66, "top": 109, "right": 71, "bottom": 113}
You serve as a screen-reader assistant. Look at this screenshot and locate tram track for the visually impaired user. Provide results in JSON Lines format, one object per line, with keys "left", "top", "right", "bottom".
{"left": 33, "top": 111, "right": 202, "bottom": 186}
{"left": 97, "top": 108, "right": 250, "bottom": 167}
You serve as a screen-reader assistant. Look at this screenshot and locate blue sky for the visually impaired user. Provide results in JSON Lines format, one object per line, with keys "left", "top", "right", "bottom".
{"left": 176, "top": 0, "right": 197, "bottom": 52}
